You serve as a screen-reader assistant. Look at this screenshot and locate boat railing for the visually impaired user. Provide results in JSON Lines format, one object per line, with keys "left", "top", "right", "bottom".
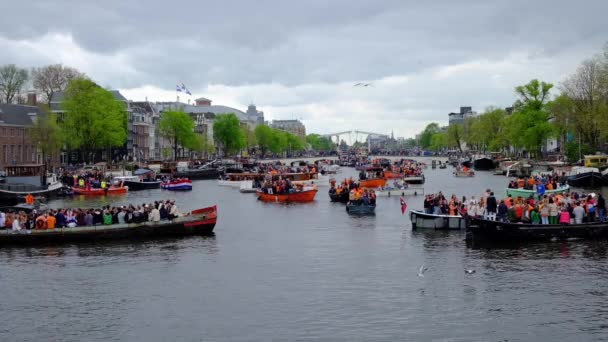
{"left": 0, "top": 183, "right": 47, "bottom": 192}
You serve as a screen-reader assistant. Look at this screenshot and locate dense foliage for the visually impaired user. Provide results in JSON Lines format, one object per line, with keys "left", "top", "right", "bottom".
{"left": 213, "top": 113, "right": 246, "bottom": 156}
{"left": 62, "top": 78, "right": 127, "bottom": 160}
{"left": 158, "top": 109, "right": 197, "bottom": 160}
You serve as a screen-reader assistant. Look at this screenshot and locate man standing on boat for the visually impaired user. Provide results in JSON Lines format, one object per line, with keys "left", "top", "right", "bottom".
{"left": 486, "top": 192, "right": 497, "bottom": 221}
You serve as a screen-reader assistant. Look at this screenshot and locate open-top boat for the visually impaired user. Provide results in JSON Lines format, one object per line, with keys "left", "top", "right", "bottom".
{"left": 0, "top": 205, "right": 217, "bottom": 246}
{"left": 257, "top": 189, "right": 318, "bottom": 203}
{"left": 346, "top": 203, "right": 376, "bottom": 215}
{"left": 410, "top": 210, "right": 466, "bottom": 230}
{"left": 505, "top": 184, "right": 569, "bottom": 199}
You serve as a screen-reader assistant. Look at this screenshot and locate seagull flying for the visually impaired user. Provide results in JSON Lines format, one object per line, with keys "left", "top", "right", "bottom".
{"left": 353, "top": 83, "right": 363, "bottom": 86}
{"left": 363, "top": 83, "right": 373, "bottom": 87}
{"left": 418, "top": 265, "right": 427, "bottom": 277}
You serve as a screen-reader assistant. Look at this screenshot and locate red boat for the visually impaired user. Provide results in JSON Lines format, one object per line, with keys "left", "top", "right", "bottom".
{"left": 359, "top": 178, "right": 387, "bottom": 188}
{"left": 72, "top": 186, "right": 129, "bottom": 196}
{"left": 257, "top": 189, "right": 318, "bottom": 203}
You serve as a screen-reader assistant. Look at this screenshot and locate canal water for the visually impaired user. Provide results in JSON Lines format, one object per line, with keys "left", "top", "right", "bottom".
{"left": 1, "top": 159, "right": 608, "bottom": 341}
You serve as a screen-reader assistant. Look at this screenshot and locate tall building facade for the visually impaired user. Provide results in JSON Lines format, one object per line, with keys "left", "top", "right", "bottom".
{"left": 270, "top": 119, "right": 306, "bottom": 139}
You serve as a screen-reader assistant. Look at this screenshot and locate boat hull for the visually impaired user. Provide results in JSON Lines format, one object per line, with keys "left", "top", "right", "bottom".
{"left": 0, "top": 206, "right": 217, "bottom": 246}
{"left": 467, "top": 217, "right": 608, "bottom": 242}
{"left": 359, "top": 178, "right": 387, "bottom": 188}
{"left": 346, "top": 203, "right": 376, "bottom": 215}
{"left": 161, "top": 181, "right": 193, "bottom": 191}
{"left": 72, "top": 186, "right": 129, "bottom": 196}
{"left": 384, "top": 171, "right": 404, "bottom": 179}
{"left": 567, "top": 172, "right": 606, "bottom": 188}
{"left": 505, "top": 185, "right": 569, "bottom": 199}
{"left": 257, "top": 190, "right": 318, "bottom": 203}
{"left": 473, "top": 158, "right": 496, "bottom": 170}
{"left": 329, "top": 191, "right": 349, "bottom": 203}
{"left": 0, "top": 182, "right": 64, "bottom": 205}
{"left": 410, "top": 210, "right": 465, "bottom": 230}
{"left": 123, "top": 180, "right": 161, "bottom": 191}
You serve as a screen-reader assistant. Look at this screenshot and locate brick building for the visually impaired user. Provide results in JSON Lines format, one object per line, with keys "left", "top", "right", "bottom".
{"left": 0, "top": 104, "right": 44, "bottom": 168}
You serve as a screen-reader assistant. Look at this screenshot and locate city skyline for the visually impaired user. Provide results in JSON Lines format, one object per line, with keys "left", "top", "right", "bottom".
{"left": 1, "top": 1, "right": 607, "bottom": 138}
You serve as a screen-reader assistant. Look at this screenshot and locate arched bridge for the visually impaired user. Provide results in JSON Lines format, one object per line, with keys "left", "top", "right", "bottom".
{"left": 321, "top": 130, "right": 389, "bottom": 145}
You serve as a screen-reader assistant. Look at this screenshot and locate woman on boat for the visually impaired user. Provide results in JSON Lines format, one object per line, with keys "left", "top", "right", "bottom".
{"left": 548, "top": 198, "right": 559, "bottom": 225}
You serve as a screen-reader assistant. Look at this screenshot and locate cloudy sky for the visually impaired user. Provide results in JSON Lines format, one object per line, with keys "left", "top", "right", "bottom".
{"left": 1, "top": 0, "right": 606, "bottom": 139}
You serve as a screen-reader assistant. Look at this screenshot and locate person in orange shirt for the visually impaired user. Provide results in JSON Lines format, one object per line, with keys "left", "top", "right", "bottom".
{"left": 528, "top": 177, "right": 535, "bottom": 187}
{"left": 46, "top": 212, "right": 56, "bottom": 229}
{"left": 25, "top": 193, "right": 34, "bottom": 205}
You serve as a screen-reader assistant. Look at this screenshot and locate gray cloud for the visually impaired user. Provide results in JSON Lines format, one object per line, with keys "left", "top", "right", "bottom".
{"left": 0, "top": 0, "right": 606, "bottom": 137}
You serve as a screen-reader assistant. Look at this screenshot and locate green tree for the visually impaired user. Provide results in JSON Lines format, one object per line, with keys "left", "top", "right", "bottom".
{"left": 0, "top": 64, "right": 28, "bottom": 104}
{"left": 255, "top": 125, "right": 274, "bottom": 157}
{"left": 61, "top": 78, "right": 127, "bottom": 161}
{"left": 213, "top": 113, "right": 246, "bottom": 156}
{"left": 505, "top": 79, "right": 555, "bottom": 157}
{"left": 269, "top": 129, "right": 287, "bottom": 154}
{"left": 306, "top": 134, "right": 334, "bottom": 151}
{"left": 419, "top": 123, "right": 440, "bottom": 149}
{"left": 242, "top": 126, "right": 257, "bottom": 156}
{"left": 158, "top": 109, "right": 197, "bottom": 160}
{"left": 285, "top": 132, "right": 305, "bottom": 155}
{"left": 28, "top": 108, "right": 62, "bottom": 165}
{"left": 446, "top": 124, "right": 464, "bottom": 152}
{"left": 430, "top": 132, "right": 447, "bottom": 151}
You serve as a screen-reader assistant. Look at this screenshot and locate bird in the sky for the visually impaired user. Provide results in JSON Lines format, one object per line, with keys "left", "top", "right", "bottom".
{"left": 363, "top": 83, "right": 373, "bottom": 87}
{"left": 353, "top": 83, "right": 363, "bottom": 86}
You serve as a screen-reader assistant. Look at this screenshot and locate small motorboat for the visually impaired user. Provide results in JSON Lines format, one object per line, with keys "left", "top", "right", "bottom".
{"left": 410, "top": 210, "right": 465, "bottom": 230}
{"left": 329, "top": 190, "right": 349, "bottom": 203}
{"left": 257, "top": 189, "right": 318, "bottom": 203}
{"left": 346, "top": 202, "right": 376, "bottom": 215}
{"left": 161, "top": 179, "right": 193, "bottom": 191}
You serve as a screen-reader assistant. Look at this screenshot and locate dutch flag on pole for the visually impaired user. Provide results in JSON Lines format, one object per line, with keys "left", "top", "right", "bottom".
{"left": 176, "top": 85, "right": 182, "bottom": 92}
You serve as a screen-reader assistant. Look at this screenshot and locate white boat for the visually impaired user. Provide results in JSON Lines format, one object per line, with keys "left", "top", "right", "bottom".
{"left": 374, "top": 186, "right": 424, "bottom": 197}
{"left": 239, "top": 180, "right": 259, "bottom": 193}
{"left": 218, "top": 179, "right": 242, "bottom": 187}
{"left": 403, "top": 175, "right": 425, "bottom": 184}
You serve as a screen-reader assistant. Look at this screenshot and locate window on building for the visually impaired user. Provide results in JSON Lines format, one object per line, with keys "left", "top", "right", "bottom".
{"left": 2, "top": 145, "right": 6, "bottom": 164}
{"left": 10, "top": 129, "right": 14, "bottom": 137}
{"left": 18, "top": 145, "right": 21, "bottom": 162}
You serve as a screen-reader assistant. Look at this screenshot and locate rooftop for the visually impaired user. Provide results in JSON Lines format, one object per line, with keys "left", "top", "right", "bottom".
{"left": 0, "top": 104, "right": 44, "bottom": 126}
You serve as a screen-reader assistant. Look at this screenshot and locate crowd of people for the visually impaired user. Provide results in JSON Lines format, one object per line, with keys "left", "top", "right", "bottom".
{"left": 348, "top": 187, "right": 376, "bottom": 206}
{"left": 507, "top": 174, "right": 567, "bottom": 192}
{"left": 1, "top": 200, "right": 183, "bottom": 232}
{"left": 423, "top": 188, "right": 607, "bottom": 225}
